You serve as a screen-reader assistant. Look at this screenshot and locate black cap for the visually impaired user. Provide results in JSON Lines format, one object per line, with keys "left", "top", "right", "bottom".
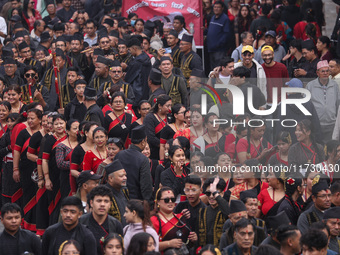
{"left": 240, "top": 189, "right": 257, "bottom": 201}
{"left": 105, "top": 159, "right": 124, "bottom": 175}
{"left": 55, "top": 48, "right": 65, "bottom": 58}
{"left": 72, "top": 32, "right": 83, "bottom": 42}
{"left": 191, "top": 68, "right": 205, "bottom": 78}
{"left": 230, "top": 200, "right": 247, "bottom": 214}
{"left": 323, "top": 207, "right": 340, "bottom": 220}
{"left": 160, "top": 56, "right": 172, "bottom": 64}
{"left": 118, "top": 21, "right": 129, "bottom": 28}
{"left": 181, "top": 34, "right": 193, "bottom": 43}
{"left": 301, "top": 39, "right": 315, "bottom": 49}
{"left": 144, "top": 20, "right": 155, "bottom": 30}
{"left": 14, "top": 31, "right": 25, "bottom": 39}
{"left": 131, "top": 125, "right": 146, "bottom": 143}
{"left": 143, "top": 29, "right": 153, "bottom": 39}
{"left": 93, "top": 48, "right": 104, "bottom": 56}
{"left": 3, "top": 57, "right": 16, "bottom": 65}
{"left": 84, "top": 87, "right": 97, "bottom": 98}
{"left": 118, "top": 38, "right": 126, "bottom": 45}
{"left": 312, "top": 174, "right": 330, "bottom": 195}
{"left": 53, "top": 22, "right": 65, "bottom": 31}
{"left": 46, "top": 0, "right": 55, "bottom": 6}
{"left": 110, "top": 60, "right": 121, "bottom": 67}
{"left": 40, "top": 31, "right": 51, "bottom": 42}
{"left": 18, "top": 41, "right": 30, "bottom": 51}
{"left": 10, "top": 15, "right": 21, "bottom": 22}
{"left": 149, "top": 68, "right": 162, "bottom": 85}
{"left": 96, "top": 55, "right": 110, "bottom": 66}
{"left": 127, "top": 38, "right": 141, "bottom": 47}
{"left": 2, "top": 47, "right": 14, "bottom": 58}
{"left": 109, "top": 30, "right": 119, "bottom": 38}
{"left": 104, "top": 19, "right": 114, "bottom": 27}
{"left": 169, "top": 29, "right": 178, "bottom": 38}
{"left": 266, "top": 211, "right": 291, "bottom": 234}
{"left": 77, "top": 170, "right": 102, "bottom": 187}
{"left": 56, "top": 36, "right": 66, "bottom": 43}
{"left": 98, "top": 31, "right": 109, "bottom": 41}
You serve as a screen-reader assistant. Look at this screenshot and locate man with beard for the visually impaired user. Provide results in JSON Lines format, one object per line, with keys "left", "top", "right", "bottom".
{"left": 89, "top": 56, "right": 112, "bottom": 92}
{"left": 105, "top": 159, "right": 129, "bottom": 226}
{"left": 222, "top": 218, "right": 258, "bottom": 255}
{"left": 261, "top": 45, "right": 289, "bottom": 106}
{"left": 174, "top": 176, "right": 206, "bottom": 232}
{"left": 297, "top": 177, "right": 331, "bottom": 234}
{"left": 80, "top": 185, "right": 123, "bottom": 255}
{"left": 42, "top": 197, "right": 96, "bottom": 255}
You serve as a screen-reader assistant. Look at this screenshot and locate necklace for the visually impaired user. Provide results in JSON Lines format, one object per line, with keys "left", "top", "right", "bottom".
{"left": 300, "top": 143, "right": 315, "bottom": 164}
{"left": 67, "top": 137, "right": 76, "bottom": 150}
{"left": 251, "top": 139, "right": 263, "bottom": 156}
{"left": 112, "top": 111, "right": 126, "bottom": 129}
{"left": 174, "top": 122, "right": 184, "bottom": 131}
{"left": 156, "top": 113, "right": 167, "bottom": 126}
{"left": 96, "top": 147, "right": 106, "bottom": 160}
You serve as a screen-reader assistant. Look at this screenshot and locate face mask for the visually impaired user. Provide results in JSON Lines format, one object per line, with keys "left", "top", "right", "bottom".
{"left": 130, "top": 20, "right": 136, "bottom": 26}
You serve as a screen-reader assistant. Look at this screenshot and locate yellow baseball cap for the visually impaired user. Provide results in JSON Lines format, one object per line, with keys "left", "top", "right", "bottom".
{"left": 242, "top": 45, "right": 254, "bottom": 54}
{"left": 261, "top": 45, "right": 274, "bottom": 53}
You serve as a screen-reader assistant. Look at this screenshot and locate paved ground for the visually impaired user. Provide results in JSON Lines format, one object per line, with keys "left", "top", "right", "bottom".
{"left": 324, "top": 0, "right": 337, "bottom": 37}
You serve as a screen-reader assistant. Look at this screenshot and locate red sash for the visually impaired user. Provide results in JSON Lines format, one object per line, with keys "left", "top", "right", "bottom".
{"left": 109, "top": 117, "right": 121, "bottom": 132}
{"left": 52, "top": 135, "right": 67, "bottom": 150}
{"left": 155, "top": 120, "right": 166, "bottom": 134}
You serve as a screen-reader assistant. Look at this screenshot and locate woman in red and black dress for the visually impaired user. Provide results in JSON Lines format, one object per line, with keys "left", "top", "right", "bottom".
{"left": 151, "top": 186, "right": 197, "bottom": 252}
{"left": 160, "top": 145, "right": 190, "bottom": 203}
{"left": 8, "top": 85, "right": 27, "bottom": 114}
{"left": 236, "top": 120, "right": 275, "bottom": 165}
{"left": 28, "top": 111, "right": 51, "bottom": 236}
{"left": 13, "top": 109, "right": 42, "bottom": 231}
{"left": 104, "top": 92, "right": 133, "bottom": 146}
{"left": 56, "top": 119, "right": 79, "bottom": 201}
{"left": 0, "top": 113, "right": 20, "bottom": 206}
{"left": 69, "top": 121, "right": 98, "bottom": 193}
{"left": 159, "top": 104, "right": 186, "bottom": 160}
{"left": 193, "top": 112, "right": 225, "bottom": 157}
{"left": 42, "top": 114, "right": 67, "bottom": 225}
{"left": 268, "top": 131, "right": 291, "bottom": 167}
{"left": 0, "top": 101, "right": 10, "bottom": 137}
{"left": 83, "top": 127, "right": 108, "bottom": 173}
{"left": 144, "top": 95, "right": 172, "bottom": 160}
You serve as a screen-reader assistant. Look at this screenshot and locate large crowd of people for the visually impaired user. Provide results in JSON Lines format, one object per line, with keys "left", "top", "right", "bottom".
{"left": 0, "top": 0, "right": 340, "bottom": 254}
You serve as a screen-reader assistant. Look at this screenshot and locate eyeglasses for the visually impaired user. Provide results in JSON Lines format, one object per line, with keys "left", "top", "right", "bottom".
{"left": 113, "top": 100, "right": 124, "bottom": 104}
{"left": 25, "top": 73, "right": 37, "bottom": 78}
{"left": 184, "top": 188, "right": 199, "bottom": 194}
{"left": 316, "top": 194, "right": 331, "bottom": 199}
{"left": 107, "top": 137, "right": 121, "bottom": 144}
{"left": 111, "top": 70, "right": 122, "bottom": 73}
{"left": 204, "top": 191, "right": 214, "bottom": 197}
{"left": 160, "top": 197, "right": 176, "bottom": 203}
{"left": 319, "top": 69, "right": 330, "bottom": 73}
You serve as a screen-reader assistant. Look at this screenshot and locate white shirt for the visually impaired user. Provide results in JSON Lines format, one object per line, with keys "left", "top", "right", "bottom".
{"left": 0, "top": 17, "right": 7, "bottom": 44}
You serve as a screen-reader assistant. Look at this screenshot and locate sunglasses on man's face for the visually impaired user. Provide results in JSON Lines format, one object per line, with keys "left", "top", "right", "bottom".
{"left": 160, "top": 197, "right": 176, "bottom": 203}
{"left": 204, "top": 191, "right": 214, "bottom": 197}
{"left": 25, "top": 73, "right": 37, "bottom": 79}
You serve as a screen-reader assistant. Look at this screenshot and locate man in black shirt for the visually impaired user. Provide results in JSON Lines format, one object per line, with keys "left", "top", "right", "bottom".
{"left": 83, "top": 86, "right": 104, "bottom": 126}
{"left": 56, "top": 0, "right": 76, "bottom": 23}
{"left": 174, "top": 176, "right": 206, "bottom": 231}
{"left": 42, "top": 197, "right": 97, "bottom": 255}
{"left": 80, "top": 185, "right": 123, "bottom": 255}
{"left": 64, "top": 79, "right": 87, "bottom": 121}
{"left": 0, "top": 203, "right": 42, "bottom": 255}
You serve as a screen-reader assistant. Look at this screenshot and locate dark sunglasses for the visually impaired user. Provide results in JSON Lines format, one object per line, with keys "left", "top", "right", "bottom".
{"left": 107, "top": 137, "right": 121, "bottom": 144}
{"left": 160, "top": 197, "right": 176, "bottom": 203}
{"left": 204, "top": 191, "right": 213, "bottom": 197}
{"left": 25, "top": 73, "right": 37, "bottom": 79}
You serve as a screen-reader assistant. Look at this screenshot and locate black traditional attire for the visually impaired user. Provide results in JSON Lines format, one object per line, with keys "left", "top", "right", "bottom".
{"left": 84, "top": 104, "right": 105, "bottom": 126}
{"left": 42, "top": 134, "right": 67, "bottom": 225}
{"left": 14, "top": 129, "right": 37, "bottom": 231}
{"left": 297, "top": 204, "right": 324, "bottom": 234}
{"left": 105, "top": 184, "right": 129, "bottom": 226}
{"left": 104, "top": 111, "right": 133, "bottom": 145}
{"left": 55, "top": 142, "right": 73, "bottom": 201}
{"left": 89, "top": 75, "right": 112, "bottom": 92}
{"left": 21, "top": 82, "right": 50, "bottom": 110}
{"left": 60, "top": 83, "right": 76, "bottom": 108}
{"left": 180, "top": 51, "right": 203, "bottom": 84}
{"left": 277, "top": 195, "right": 303, "bottom": 225}
{"left": 64, "top": 97, "right": 87, "bottom": 122}
{"left": 171, "top": 45, "right": 182, "bottom": 68}
{"left": 174, "top": 200, "right": 206, "bottom": 232}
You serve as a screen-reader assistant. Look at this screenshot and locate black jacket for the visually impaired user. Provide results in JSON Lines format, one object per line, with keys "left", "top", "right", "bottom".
{"left": 64, "top": 96, "right": 87, "bottom": 122}
{"left": 114, "top": 144, "right": 153, "bottom": 201}
{"left": 84, "top": 103, "right": 104, "bottom": 126}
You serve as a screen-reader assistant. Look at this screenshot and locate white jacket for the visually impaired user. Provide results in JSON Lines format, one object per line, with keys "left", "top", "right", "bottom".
{"left": 234, "top": 59, "right": 267, "bottom": 101}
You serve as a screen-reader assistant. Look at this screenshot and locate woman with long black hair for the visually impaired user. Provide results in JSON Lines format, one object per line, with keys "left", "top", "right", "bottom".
{"left": 144, "top": 94, "right": 172, "bottom": 160}
{"left": 288, "top": 119, "right": 324, "bottom": 170}
{"left": 277, "top": 173, "right": 304, "bottom": 225}
{"left": 316, "top": 140, "right": 340, "bottom": 183}
{"left": 234, "top": 5, "right": 253, "bottom": 47}
{"left": 21, "top": 0, "right": 42, "bottom": 32}
{"left": 268, "top": 131, "right": 292, "bottom": 166}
